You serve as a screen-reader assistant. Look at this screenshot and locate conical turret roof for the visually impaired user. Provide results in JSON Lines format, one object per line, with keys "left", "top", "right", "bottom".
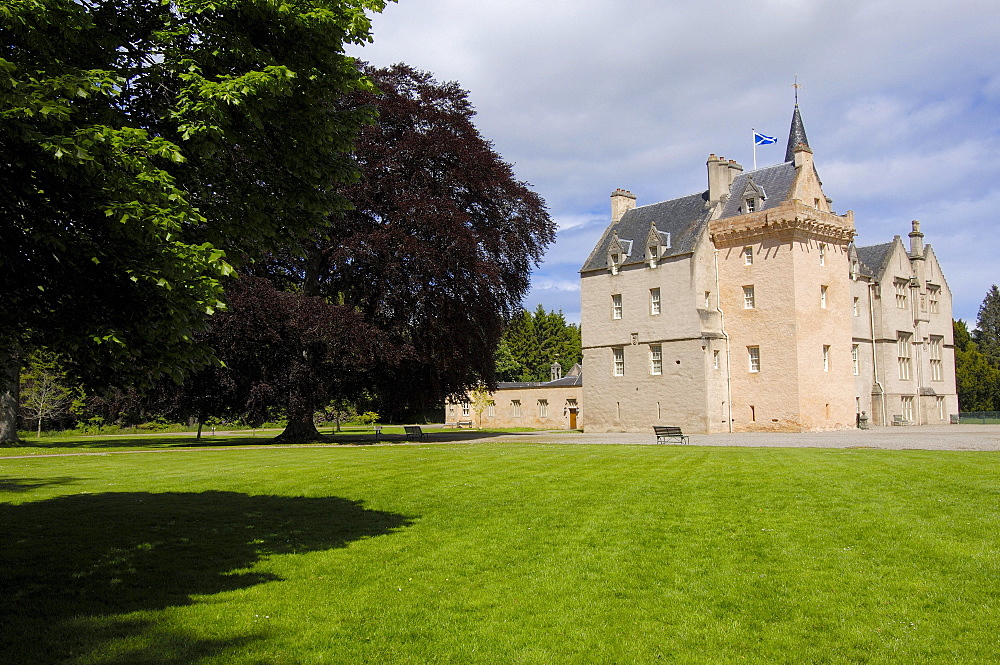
{"left": 784, "top": 104, "right": 810, "bottom": 162}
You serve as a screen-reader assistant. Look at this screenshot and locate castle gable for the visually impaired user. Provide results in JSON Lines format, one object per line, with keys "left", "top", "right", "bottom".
{"left": 855, "top": 241, "right": 893, "bottom": 280}
{"left": 580, "top": 191, "right": 711, "bottom": 273}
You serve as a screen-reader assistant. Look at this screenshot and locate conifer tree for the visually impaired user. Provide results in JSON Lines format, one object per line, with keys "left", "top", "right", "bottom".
{"left": 973, "top": 285, "right": 1000, "bottom": 361}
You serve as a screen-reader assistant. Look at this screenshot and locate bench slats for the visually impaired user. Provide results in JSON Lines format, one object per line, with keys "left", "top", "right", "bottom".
{"left": 653, "top": 426, "right": 689, "bottom": 445}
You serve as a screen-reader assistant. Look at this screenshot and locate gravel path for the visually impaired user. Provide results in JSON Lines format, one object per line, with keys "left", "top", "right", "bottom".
{"left": 473, "top": 424, "right": 1000, "bottom": 451}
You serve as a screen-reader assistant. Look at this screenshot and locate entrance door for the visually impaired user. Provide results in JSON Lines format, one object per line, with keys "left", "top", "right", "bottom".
{"left": 569, "top": 409, "right": 578, "bottom": 429}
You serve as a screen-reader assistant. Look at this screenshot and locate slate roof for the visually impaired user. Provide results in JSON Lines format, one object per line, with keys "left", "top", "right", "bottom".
{"left": 497, "top": 364, "right": 583, "bottom": 389}
{"left": 580, "top": 191, "right": 712, "bottom": 272}
{"left": 784, "top": 104, "right": 810, "bottom": 162}
{"left": 718, "top": 162, "right": 798, "bottom": 218}
{"left": 855, "top": 241, "right": 893, "bottom": 279}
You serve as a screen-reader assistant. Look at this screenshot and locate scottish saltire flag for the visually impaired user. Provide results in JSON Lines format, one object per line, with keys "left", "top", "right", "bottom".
{"left": 754, "top": 131, "right": 778, "bottom": 146}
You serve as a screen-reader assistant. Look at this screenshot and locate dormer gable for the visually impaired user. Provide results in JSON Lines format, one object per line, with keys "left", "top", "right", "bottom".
{"left": 607, "top": 232, "right": 627, "bottom": 274}
{"left": 645, "top": 223, "right": 672, "bottom": 267}
{"left": 739, "top": 177, "right": 767, "bottom": 214}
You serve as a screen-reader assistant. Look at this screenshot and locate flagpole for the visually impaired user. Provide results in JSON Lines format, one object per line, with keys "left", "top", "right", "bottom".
{"left": 752, "top": 128, "right": 757, "bottom": 170}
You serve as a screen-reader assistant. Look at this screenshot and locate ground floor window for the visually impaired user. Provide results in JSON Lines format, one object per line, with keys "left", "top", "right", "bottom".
{"left": 937, "top": 396, "right": 944, "bottom": 421}
{"left": 488, "top": 401, "right": 495, "bottom": 418}
{"left": 538, "top": 399, "right": 548, "bottom": 417}
{"left": 462, "top": 402, "right": 470, "bottom": 417}
{"left": 901, "top": 395, "right": 914, "bottom": 422}
{"left": 512, "top": 400, "right": 521, "bottom": 418}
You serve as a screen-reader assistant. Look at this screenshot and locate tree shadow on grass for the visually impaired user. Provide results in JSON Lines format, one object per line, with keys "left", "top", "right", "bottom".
{"left": 6, "top": 434, "right": 282, "bottom": 452}
{"left": 0, "top": 491, "right": 413, "bottom": 664}
{"left": 0, "top": 476, "right": 81, "bottom": 492}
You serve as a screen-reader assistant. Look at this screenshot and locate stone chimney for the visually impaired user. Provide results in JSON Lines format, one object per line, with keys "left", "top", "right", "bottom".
{"left": 792, "top": 142, "right": 814, "bottom": 171}
{"left": 908, "top": 220, "right": 924, "bottom": 258}
{"left": 707, "top": 155, "right": 727, "bottom": 204}
{"left": 708, "top": 154, "right": 743, "bottom": 205}
{"left": 727, "top": 159, "right": 744, "bottom": 187}
{"left": 611, "top": 188, "right": 636, "bottom": 224}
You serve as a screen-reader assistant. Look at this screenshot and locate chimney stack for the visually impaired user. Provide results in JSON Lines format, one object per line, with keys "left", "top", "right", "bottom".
{"left": 611, "top": 188, "right": 636, "bottom": 224}
{"left": 909, "top": 220, "right": 924, "bottom": 258}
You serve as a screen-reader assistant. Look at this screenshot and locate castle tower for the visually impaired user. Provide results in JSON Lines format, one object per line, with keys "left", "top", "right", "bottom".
{"left": 709, "top": 104, "right": 856, "bottom": 431}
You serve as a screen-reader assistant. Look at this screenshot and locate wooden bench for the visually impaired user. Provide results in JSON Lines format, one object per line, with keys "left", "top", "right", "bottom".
{"left": 892, "top": 415, "right": 914, "bottom": 426}
{"left": 457, "top": 420, "right": 473, "bottom": 428}
{"left": 403, "top": 425, "right": 426, "bottom": 440}
{"left": 654, "top": 426, "right": 689, "bottom": 445}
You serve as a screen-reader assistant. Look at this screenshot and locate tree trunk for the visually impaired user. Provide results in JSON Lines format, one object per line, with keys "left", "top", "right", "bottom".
{"left": 274, "top": 417, "right": 328, "bottom": 442}
{"left": 0, "top": 344, "right": 22, "bottom": 445}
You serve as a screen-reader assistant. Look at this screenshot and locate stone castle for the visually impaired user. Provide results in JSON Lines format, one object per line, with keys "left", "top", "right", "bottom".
{"left": 450, "top": 104, "right": 958, "bottom": 433}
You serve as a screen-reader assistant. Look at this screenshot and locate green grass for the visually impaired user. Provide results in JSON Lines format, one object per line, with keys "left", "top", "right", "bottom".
{"left": 2, "top": 444, "right": 999, "bottom": 663}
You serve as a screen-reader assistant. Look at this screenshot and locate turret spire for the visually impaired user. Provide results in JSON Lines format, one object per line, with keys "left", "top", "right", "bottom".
{"left": 784, "top": 102, "right": 810, "bottom": 163}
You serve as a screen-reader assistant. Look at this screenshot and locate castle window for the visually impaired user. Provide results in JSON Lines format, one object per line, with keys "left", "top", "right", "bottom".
{"left": 745, "top": 198, "right": 757, "bottom": 213}
{"left": 937, "top": 396, "right": 945, "bottom": 420}
{"left": 612, "top": 294, "right": 622, "bottom": 320}
{"left": 488, "top": 401, "right": 495, "bottom": 418}
{"left": 853, "top": 297, "right": 860, "bottom": 317}
{"left": 901, "top": 396, "right": 914, "bottom": 422}
{"left": 650, "top": 288, "right": 661, "bottom": 316}
{"left": 929, "top": 286, "right": 940, "bottom": 313}
{"left": 819, "top": 244, "right": 826, "bottom": 266}
{"left": 512, "top": 400, "right": 521, "bottom": 418}
{"left": 895, "top": 280, "right": 908, "bottom": 309}
{"left": 713, "top": 350, "right": 721, "bottom": 369}
{"left": 897, "top": 332, "right": 912, "bottom": 380}
{"left": 650, "top": 345, "right": 662, "bottom": 376}
{"left": 648, "top": 245, "right": 658, "bottom": 268}
{"left": 610, "top": 253, "right": 619, "bottom": 275}
{"left": 823, "top": 345, "right": 830, "bottom": 372}
{"left": 748, "top": 346, "right": 760, "bottom": 373}
{"left": 930, "top": 336, "right": 943, "bottom": 381}
{"left": 462, "top": 402, "right": 470, "bottom": 417}
{"left": 744, "top": 285, "right": 755, "bottom": 309}
{"left": 820, "top": 285, "right": 828, "bottom": 308}
{"left": 852, "top": 345, "right": 859, "bottom": 375}
{"left": 613, "top": 348, "right": 625, "bottom": 376}
{"left": 538, "top": 399, "right": 547, "bottom": 418}
{"left": 851, "top": 260, "right": 859, "bottom": 280}
{"left": 704, "top": 291, "right": 712, "bottom": 308}
{"left": 743, "top": 246, "right": 754, "bottom": 265}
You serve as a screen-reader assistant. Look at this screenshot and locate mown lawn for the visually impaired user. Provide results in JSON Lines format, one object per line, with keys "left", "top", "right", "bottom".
{"left": 2, "top": 443, "right": 999, "bottom": 664}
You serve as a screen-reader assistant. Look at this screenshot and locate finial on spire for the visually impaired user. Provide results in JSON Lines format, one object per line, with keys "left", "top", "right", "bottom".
{"left": 792, "top": 75, "right": 800, "bottom": 105}
{"left": 784, "top": 89, "right": 810, "bottom": 163}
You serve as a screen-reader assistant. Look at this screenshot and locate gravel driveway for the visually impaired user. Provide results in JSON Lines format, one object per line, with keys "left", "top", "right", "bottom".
{"left": 471, "top": 424, "right": 1000, "bottom": 451}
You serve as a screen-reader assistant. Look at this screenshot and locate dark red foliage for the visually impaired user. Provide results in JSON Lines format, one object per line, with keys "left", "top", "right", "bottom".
{"left": 319, "top": 64, "right": 555, "bottom": 419}
{"left": 196, "top": 64, "right": 554, "bottom": 433}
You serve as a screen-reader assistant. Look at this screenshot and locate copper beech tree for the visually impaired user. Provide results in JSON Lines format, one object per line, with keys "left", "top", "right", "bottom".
{"left": 203, "top": 64, "right": 555, "bottom": 440}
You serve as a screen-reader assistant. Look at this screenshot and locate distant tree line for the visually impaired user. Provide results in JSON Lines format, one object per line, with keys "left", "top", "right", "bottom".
{"left": 495, "top": 305, "right": 581, "bottom": 382}
{"left": 955, "top": 285, "right": 1000, "bottom": 411}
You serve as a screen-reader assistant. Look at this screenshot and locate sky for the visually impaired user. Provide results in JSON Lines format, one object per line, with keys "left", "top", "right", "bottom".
{"left": 348, "top": 0, "right": 1000, "bottom": 325}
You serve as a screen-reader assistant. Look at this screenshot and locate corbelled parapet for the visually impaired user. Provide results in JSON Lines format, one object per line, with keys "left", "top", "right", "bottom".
{"left": 709, "top": 199, "right": 855, "bottom": 247}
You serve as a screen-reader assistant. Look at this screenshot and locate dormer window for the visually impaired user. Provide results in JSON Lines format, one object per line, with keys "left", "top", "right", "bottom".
{"left": 646, "top": 224, "right": 668, "bottom": 269}
{"left": 741, "top": 178, "right": 765, "bottom": 214}
{"left": 610, "top": 254, "right": 620, "bottom": 274}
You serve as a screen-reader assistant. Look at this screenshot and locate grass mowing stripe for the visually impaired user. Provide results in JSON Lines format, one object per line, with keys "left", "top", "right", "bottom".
{"left": 2, "top": 445, "right": 999, "bottom": 663}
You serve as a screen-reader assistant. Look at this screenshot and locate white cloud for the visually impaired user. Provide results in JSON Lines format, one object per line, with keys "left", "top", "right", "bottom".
{"left": 353, "top": 0, "right": 1000, "bottom": 324}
